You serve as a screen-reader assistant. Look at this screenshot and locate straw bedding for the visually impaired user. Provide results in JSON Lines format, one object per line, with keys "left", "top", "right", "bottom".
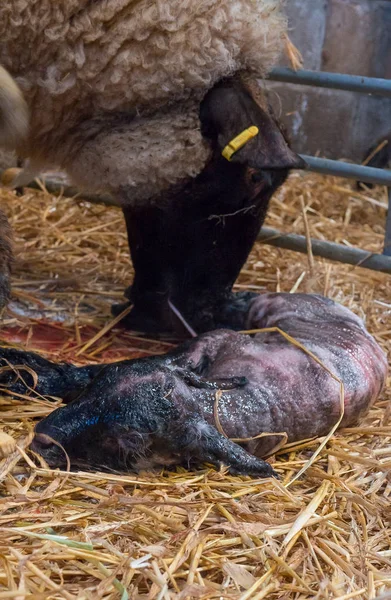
{"left": 0, "top": 171, "right": 390, "bottom": 599}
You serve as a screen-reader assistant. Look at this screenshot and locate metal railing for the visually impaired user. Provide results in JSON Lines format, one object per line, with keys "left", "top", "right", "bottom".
{"left": 269, "top": 67, "right": 391, "bottom": 97}
{"left": 267, "top": 68, "right": 391, "bottom": 261}
{"left": 300, "top": 156, "right": 391, "bottom": 187}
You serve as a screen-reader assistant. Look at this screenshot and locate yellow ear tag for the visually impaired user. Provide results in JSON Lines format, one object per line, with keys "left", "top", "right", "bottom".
{"left": 222, "top": 126, "right": 259, "bottom": 161}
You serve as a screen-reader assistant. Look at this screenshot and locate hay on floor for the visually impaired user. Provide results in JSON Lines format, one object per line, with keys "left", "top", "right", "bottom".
{"left": 0, "top": 171, "right": 390, "bottom": 599}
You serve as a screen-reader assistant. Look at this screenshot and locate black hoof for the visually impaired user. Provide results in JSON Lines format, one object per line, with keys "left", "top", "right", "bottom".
{"left": 111, "top": 303, "right": 161, "bottom": 333}
{"left": 111, "top": 300, "right": 132, "bottom": 318}
{"left": 111, "top": 302, "right": 184, "bottom": 337}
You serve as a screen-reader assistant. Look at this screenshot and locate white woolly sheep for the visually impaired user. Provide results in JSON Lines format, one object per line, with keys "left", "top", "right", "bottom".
{"left": 0, "top": 0, "right": 306, "bottom": 332}
{"left": 0, "top": 0, "right": 289, "bottom": 203}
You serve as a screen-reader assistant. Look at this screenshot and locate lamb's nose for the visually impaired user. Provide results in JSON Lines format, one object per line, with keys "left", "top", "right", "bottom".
{"left": 32, "top": 432, "right": 55, "bottom": 452}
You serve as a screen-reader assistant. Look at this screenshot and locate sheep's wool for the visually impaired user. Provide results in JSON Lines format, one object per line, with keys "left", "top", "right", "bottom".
{"left": 0, "top": 0, "right": 286, "bottom": 203}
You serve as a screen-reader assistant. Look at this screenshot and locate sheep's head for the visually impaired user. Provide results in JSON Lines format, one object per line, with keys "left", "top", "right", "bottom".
{"left": 200, "top": 76, "right": 305, "bottom": 173}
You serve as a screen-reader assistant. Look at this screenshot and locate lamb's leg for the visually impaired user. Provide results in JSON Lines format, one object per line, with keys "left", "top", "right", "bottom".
{"left": 176, "top": 417, "right": 278, "bottom": 478}
{"left": 0, "top": 348, "right": 104, "bottom": 402}
{"left": 0, "top": 209, "right": 12, "bottom": 311}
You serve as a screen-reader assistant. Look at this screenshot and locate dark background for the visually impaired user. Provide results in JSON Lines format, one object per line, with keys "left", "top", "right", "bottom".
{"left": 268, "top": 0, "right": 391, "bottom": 161}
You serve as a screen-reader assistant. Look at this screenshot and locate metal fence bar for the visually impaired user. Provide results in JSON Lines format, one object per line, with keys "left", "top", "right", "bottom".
{"left": 299, "top": 155, "right": 391, "bottom": 186}
{"left": 5, "top": 172, "right": 390, "bottom": 274}
{"left": 258, "top": 227, "right": 391, "bottom": 275}
{"left": 2, "top": 174, "right": 119, "bottom": 207}
{"left": 269, "top": 68, "right": 391, "bottom": 98}
{"left": 268, "top": 67, "right": 391, "bottom": 258}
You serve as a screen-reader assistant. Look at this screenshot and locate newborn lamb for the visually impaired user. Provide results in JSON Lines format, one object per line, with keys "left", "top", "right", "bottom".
{"left": 0, "top": 293, "right": 387, "bottom": 477}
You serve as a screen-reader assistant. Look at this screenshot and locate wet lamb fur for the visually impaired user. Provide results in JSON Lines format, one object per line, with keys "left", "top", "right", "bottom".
{"left": 0, "top": 293, "right": 387, "bottom": 478}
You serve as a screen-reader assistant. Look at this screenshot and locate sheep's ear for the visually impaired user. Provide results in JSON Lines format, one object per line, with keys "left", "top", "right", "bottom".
{"left": 200, "top": 79, "right": 306, "bottom": 171}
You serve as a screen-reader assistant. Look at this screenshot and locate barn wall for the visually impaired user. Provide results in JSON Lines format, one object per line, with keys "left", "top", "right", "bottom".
{"left": 268, "top": 0, "right": 391, "bottom": 161}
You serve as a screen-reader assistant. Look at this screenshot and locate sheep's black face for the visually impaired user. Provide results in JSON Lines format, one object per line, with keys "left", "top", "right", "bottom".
{"left": 117, "top": 156, "right": 291, "bottom": 336}
{"left": 31, "top": 359, "right": 181, "bottom": 472}
{"left": 114, "top": 76, "right": 305, "bottom": 337}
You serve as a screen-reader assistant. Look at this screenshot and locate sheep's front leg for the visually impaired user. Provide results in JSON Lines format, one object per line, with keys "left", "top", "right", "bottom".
{"left": 112, "top": 201, "right": 176, "bottom": 334}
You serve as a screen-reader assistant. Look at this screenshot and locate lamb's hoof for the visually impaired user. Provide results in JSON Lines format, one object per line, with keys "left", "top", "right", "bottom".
{"left": 230, "top": 461, "right": 280, "bottom": 480}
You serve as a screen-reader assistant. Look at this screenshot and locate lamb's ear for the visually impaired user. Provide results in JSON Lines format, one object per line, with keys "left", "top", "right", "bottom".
{"left": 200, "top": 79, "right": 306, "bottom": 171}
{"left": 176, "top": 368, "right": 248, "bottom": 390}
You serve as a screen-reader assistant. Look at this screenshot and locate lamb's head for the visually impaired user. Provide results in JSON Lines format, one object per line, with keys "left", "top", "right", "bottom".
{"left": 31, "top": 358, "right": 186, "bottom": 472}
